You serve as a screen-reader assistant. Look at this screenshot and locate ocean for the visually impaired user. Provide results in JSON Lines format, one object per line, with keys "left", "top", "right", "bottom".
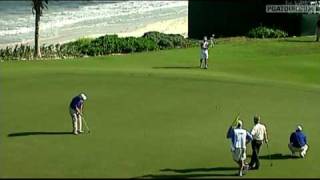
{"left": 0, "top": 0, "right": 188, "bottom": 48}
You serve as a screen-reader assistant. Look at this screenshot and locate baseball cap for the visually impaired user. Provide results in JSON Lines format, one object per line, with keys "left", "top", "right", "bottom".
{"left": 296, "top": 125, "right": 302, "bottom": 131}
{"left": 237, "top": 120, "right": 243, "bottom": 127}
{"left": 80, "top": 93, "right": 87, "bottom": 100}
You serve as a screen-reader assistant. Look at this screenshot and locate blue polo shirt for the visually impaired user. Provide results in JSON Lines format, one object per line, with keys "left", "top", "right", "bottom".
{"left": 290, "top": 130, "right": 307, "bottom": 148}
{"left": 70, "top": 96, "right": 83, "bottom": 110}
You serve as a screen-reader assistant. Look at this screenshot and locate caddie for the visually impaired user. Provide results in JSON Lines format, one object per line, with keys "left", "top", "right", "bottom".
{"left": 226, "top": 120, "right": 253, "bottom": 176}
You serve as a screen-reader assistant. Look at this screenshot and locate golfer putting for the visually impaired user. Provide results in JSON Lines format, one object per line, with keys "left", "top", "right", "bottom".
{"left": 226, "top": 117, "right": 252, "bottom": 177}
{"left": 69, "top": 93, "right": 87, "bottom": 135}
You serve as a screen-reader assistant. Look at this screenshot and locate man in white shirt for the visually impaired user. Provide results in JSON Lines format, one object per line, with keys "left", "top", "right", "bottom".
{"left": 226, "top": 120, "right": 253, "bottom": 176}
{"left": 249, "top": 115, "right": 269, "bottom": 170}
{"left": 200, "top": 36, "right": 209, "bottom": 69}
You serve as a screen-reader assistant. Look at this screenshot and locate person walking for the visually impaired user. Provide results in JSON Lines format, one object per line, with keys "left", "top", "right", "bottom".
{"left": 249, "top": 115, "right": 269, "bottom": 170}
{"left": 288, "top": 125, "right": 308, "bottom": 158}
{"left": 200, "top": 36, "right": 209, "bottom": 69}
{"left": 69, "top": 93, "right": 87, "bottom": 135}
{"left": 227, "top": 120, "right": 253, "bottom": 176}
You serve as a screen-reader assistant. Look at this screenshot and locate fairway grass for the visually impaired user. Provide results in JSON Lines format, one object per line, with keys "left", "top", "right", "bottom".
{"left": 1, "top": 36, "right": 320, "bottom": 178}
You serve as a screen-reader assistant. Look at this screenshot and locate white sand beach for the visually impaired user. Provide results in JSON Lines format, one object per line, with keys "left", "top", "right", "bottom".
{"left": 117, "top": 16, "right": 188, "bottom": 38}
{"left": 0, "top": 16, "right": 188, "bottom": 48}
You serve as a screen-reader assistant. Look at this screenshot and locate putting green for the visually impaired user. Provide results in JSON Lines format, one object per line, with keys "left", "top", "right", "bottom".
{"left": 0, "top": 36, "right": 319, "bottom": 178}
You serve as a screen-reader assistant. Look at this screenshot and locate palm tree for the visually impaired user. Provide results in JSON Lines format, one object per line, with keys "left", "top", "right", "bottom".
{"left": 32, "top": 0, "right": 48, "bottom": 59}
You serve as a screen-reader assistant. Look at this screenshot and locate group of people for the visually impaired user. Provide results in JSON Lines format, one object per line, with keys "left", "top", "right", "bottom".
{"left": 226, "top": 115, "right": 309, "bottom": 176}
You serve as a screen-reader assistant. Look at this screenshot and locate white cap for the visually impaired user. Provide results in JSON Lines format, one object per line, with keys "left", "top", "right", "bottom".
{"left": 80, "top": 93, "right": 87, "bottom": 100}
{"left": 237, "top": 120, "right": 243, "bottom": 127}
{"left": 296, "top": 125, "right": 302, "bottom": 131}
{"left": 204, "top": 36, "right": 207, "bottom": 41}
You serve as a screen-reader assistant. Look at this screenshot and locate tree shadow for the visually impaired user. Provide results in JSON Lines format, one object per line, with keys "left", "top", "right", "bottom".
{"left": 248, "top": 153, "right": 300, "bottom": 160}
{"left": 135, "top": 167, "right": 239, "bottom": 178}
{"left": 152, "top": 66, "right": 199, "bottom": 69}
{"left": 8, "top": 131, "right": 73, "bottom": 137}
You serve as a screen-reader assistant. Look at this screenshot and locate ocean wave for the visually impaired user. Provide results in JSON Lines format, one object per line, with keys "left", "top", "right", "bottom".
{"left": 0, "top": 1, "right": 188, "bottom": 46}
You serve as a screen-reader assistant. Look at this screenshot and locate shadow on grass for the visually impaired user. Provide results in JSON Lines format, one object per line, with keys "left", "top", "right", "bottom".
{"left": 135, "top": 167, "right": 239, "bottom": 178}
{"left": 152, "top": 66, "right": 199, "bottom": 69}
{"left": 248, "top": 153, "right": 300, "bottom": 160}
{"left": 138, "top": 173, "right": 237, "bottom": 178}
{"left": 260, "top": 153, "right": 300, "bottom": 160}
{"left": 160, "top": 167, "right": 238, "bottom": 173}
{"left": 8, "top": 131, "right": 73, "bottom": 137}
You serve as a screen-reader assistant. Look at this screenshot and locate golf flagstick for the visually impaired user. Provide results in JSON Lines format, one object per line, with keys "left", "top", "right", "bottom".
{"left": 266, "top": 142, "right": 273, "bottom": 167}
{"left": 231, "top": 113, "right": 240, "bottom": 127}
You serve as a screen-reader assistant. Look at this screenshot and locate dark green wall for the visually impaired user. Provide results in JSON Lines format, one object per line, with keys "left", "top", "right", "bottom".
{"left": 188, "top": 0, "right": 318, "bottom": 39}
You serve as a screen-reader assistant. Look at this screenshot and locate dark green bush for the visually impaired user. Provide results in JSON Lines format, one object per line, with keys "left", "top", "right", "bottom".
{"left": 247, "top": 26, "right": 288, "bottom": 38}
{"left": 0, "top": 31, "right": 198, "bottom": 61}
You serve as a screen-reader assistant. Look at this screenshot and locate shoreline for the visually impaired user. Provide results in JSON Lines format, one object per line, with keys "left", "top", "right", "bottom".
{"left": 0, "top": 16, "right": 188, "bottom": 49}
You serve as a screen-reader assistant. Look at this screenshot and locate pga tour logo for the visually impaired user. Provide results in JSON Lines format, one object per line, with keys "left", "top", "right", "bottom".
{"left": 266, "top": 4, "right": 320, "bottom": 13}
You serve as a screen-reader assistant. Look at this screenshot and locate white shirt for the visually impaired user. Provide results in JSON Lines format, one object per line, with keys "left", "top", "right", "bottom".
{"left": 251, "top": 123, "right": 267, "bottom": 141}
{"left": 233, "top": 128, "right": 249, "bottom": 149}
{"left": 201, "top": 40, "right": 209, "bottom": 50}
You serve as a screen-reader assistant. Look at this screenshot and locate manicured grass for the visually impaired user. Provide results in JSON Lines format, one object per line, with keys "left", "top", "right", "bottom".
{"left": 0, "top": 36, "right": 320, "bottom": 178}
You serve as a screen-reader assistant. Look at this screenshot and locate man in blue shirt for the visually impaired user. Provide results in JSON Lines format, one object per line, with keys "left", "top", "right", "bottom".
{"left": 226, "top": 120, "right": 253, "bottom": 176}
{"left": 288, "top": 125, "right": 308, "bottom": 158}
{"left": 69, "top": 93, "right": 87, "bottom": 135}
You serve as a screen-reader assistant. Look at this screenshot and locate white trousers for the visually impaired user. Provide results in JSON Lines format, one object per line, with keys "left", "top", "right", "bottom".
{"left": 69, "top": 108, "right": 82, "bottom": 133}
{"left": 288, "top": 143, "right": 308, "bottom": 157}
{"left": 200, "top": 50, "right": 209, "bottom": 68}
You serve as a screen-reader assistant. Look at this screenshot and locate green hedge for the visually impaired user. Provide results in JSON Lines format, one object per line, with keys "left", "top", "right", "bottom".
{"left": 0, "top": 32, "right": 197, "bottom": 61}
{"left": 247, "top": 26, "right": 288, "bottom": 38}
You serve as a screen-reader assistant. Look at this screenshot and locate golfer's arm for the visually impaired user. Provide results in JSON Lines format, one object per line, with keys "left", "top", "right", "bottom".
{"left": 264, "top": 129, "right": 269, "bottom": 142}
{"left": 76, "top": 107, "right": 82, "bottom": 115}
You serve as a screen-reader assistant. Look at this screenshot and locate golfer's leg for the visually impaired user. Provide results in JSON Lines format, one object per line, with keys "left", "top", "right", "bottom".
{"left": 72, "top": 114, "right": 78, "bottom": 134}
{"left": 205, "top": 51, "right": 208, "bottom": 68}
{"left": 255, "top": 142, "right": 262, "bottom": 168}
{"left": 78, "top": 114, "right": 83, "bottom": 133}
{"left": 301, "top": 144, "right": 308, "bottom": 157}
{"left": 249, "top": 142, "right": 255, "bottom": 167}
{"left": 288, "top": 143, "right": 295, "bottom": 155}
{"left": 238, "top": 160, "right": 243, "bottom": 176}
{"left": 205, "top": 58, "right": 208, "bottom": 69}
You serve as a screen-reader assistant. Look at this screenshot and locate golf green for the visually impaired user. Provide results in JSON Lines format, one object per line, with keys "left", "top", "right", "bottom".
{"left": 1, "top": 36, "right": 319, "bottom": 178}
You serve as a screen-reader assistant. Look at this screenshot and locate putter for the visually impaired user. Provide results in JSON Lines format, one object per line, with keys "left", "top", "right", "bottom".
{"left": 231, "top": 113, "right": 240, "bottom": 127}
{"left": 266, "top": 142, "right": 273, "bottom": 167}
{"left": 82, "top": 117, "right": 91, "bottom": 134}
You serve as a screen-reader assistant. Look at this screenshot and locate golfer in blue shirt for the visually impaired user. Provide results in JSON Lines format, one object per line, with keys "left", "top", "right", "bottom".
{"left": 69, "top": 93, "right": 87, "bottom": 135}
{"left": 288, "top": 125, "right": 308, "bottom": 158}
